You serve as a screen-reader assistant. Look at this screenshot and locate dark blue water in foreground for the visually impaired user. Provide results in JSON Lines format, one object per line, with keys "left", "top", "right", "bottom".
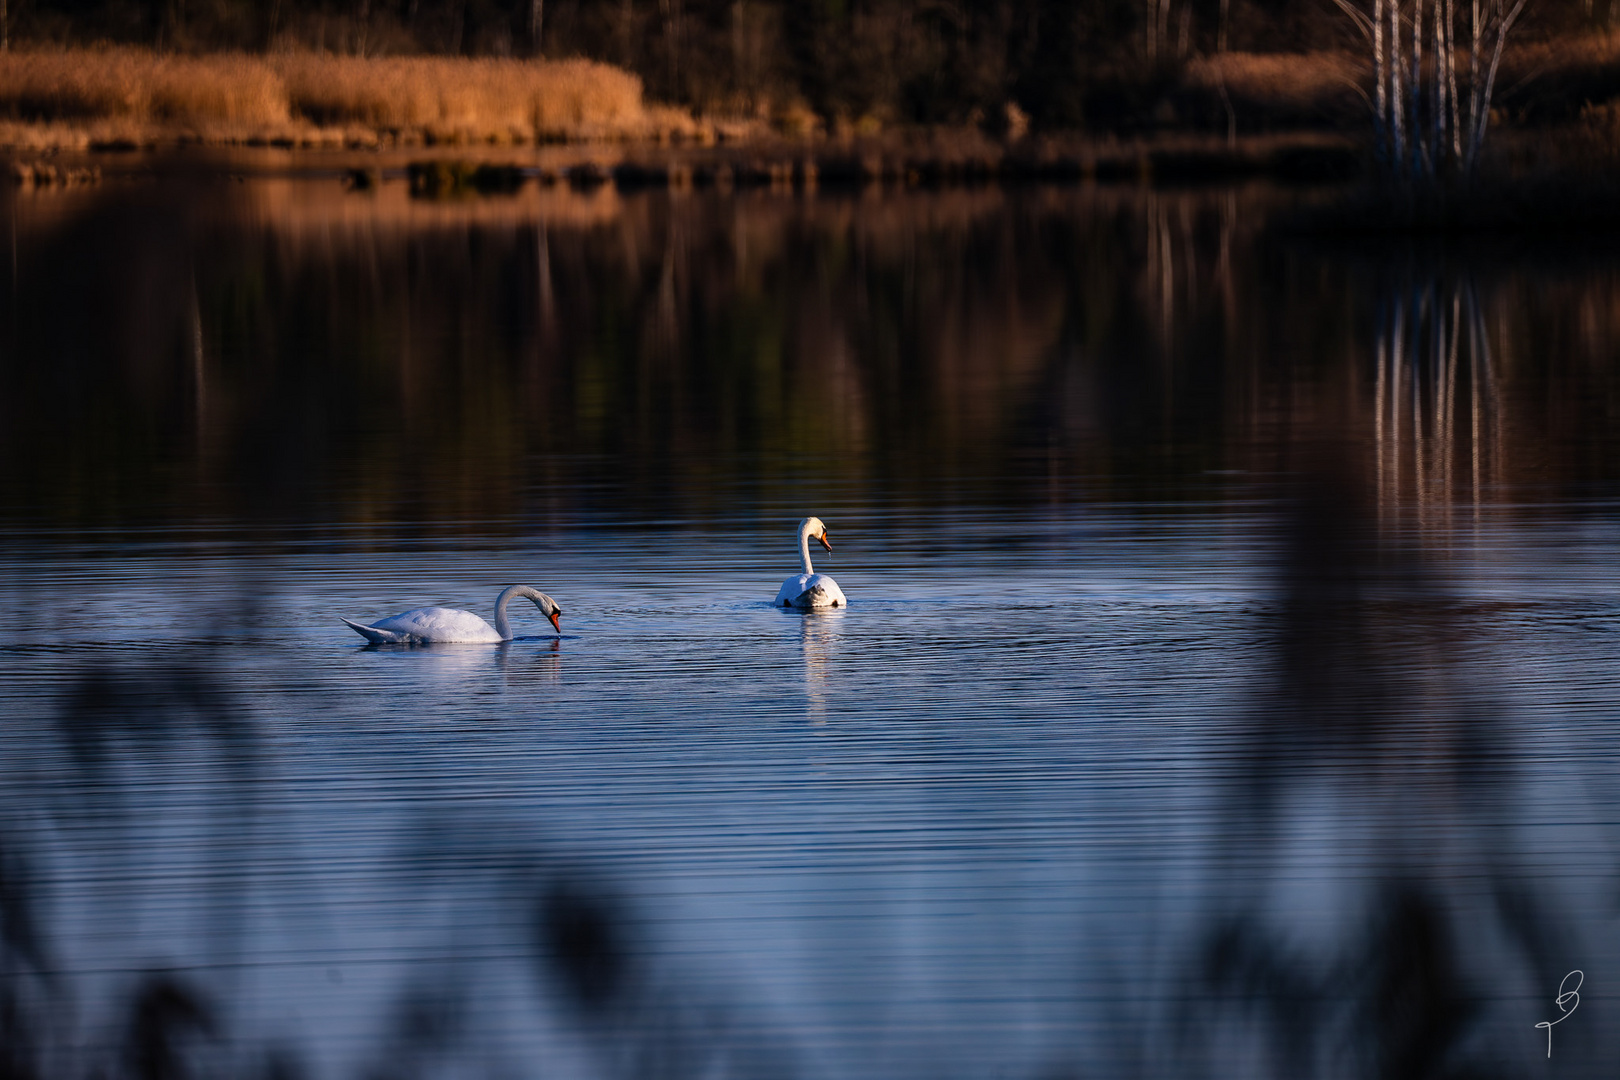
{"left": 2, "top": 172, "right": 1620, "bottom": 1078}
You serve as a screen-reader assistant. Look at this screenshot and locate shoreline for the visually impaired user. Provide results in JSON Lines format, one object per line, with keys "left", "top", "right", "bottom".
{"left": 0, "top": 44, "right": 1365, "bottom": 188}
{"left": 5, "top": 131, "right": 1363, "bottom": 191}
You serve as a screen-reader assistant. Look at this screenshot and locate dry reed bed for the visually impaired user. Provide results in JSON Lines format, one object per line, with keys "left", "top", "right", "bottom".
{"left": 1184, "top": 52, "right": 1364, "bottom": 117}
{"left": 0, "top": 48, "right": 688, "bottom": 145}
{"left": 1188, "top": 41, "right": 1620, "bottom": 129}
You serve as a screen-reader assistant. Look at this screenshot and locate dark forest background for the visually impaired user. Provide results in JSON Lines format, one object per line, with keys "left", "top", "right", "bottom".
{"left": 0, "top": 0, "right": 1607, "bottom": 127}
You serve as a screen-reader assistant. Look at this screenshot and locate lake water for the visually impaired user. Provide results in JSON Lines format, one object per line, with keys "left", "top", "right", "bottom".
{"left": 3, "top": 164, "right": 1620, "bottom": 1078}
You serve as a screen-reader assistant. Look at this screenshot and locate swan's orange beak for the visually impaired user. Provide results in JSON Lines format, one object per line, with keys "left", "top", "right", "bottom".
{"left": 818, "top": 532, "right": 832, "bottom": 553}
{"left": 549, "top": 610, "right": 562, "bottom": 634}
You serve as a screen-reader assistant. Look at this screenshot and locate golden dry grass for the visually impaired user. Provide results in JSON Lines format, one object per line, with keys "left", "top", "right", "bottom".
{"left": 1184, "top": 51, "right": 1365, "bottom": 113}
{"left": 0, "top": 47, "right": 690, "bottom": 146}
{"left": 272, "top": 54, "right": 651, "bottom": 140}
{"left": 0, "top": 48, "right": 288, "bottom": 125}
{"left": 1507, "top": 32, "right": 1620, "bottom": 74}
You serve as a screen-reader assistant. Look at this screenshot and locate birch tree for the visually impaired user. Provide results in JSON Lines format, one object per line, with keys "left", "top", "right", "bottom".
{"left": 1329, "top": 0, "right": 1530, "bottom": 183}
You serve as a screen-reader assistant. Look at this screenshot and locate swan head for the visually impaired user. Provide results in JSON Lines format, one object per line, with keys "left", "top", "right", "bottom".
{"left": 537, "top": 594, "right": 563, "bottom": 634}
{"left": 508, "top": 585, "right": 563, "bottom": 634}
{"left": 801, "top": 516, "right": 833, "bottom": 553}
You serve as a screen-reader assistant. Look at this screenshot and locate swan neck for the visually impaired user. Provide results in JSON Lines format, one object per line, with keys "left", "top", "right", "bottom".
{"left": 492, "top": 585, "right": 521, "bottom": 640}
{"left": 798, "top": 521, "right": 815, "bottom": 575}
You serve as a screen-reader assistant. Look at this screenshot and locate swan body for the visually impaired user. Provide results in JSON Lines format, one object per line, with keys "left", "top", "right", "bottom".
{"left": 342, "top": 584, "right": 562, "bottom": 643}
{"left": 775, "top": 517, "right": 846, "bottom": 609}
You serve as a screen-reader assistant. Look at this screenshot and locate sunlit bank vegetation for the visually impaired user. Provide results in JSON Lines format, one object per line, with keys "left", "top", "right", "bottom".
{"left": 3, "top": 2, "right": 1620, "bottom": 222}
{"left": 0, "top": 48, "right": 688, "bottom": 145}
{"left": 0, "top": 0, "right": 1618, "bottom": 133}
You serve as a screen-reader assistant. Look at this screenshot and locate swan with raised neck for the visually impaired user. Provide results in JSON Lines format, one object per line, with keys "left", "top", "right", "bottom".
{"left": 774, "top": 517, "right": 847, "bottom": 609}
{"left": 342, "top": 584, "right": 563, "bottom": 643}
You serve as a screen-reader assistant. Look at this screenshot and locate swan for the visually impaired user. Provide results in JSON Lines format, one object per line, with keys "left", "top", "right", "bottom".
{"left": 342, "top": 584, "right": 562, "bottom": 643}
{"left": 775, "top": 517, "right": 847, "bottom": 609}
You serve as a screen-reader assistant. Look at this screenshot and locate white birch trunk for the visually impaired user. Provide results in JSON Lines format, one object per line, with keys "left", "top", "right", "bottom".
{"left": 1466, "top": 0, "right": 1482, "bottom": 164}
{"left": 1469, "top": 0, "right": 1529, "bottom": 167}
{"left": 1337, "top": 0, "right": 1526, "bottom": 184}
{"left": 1446, "top": 0, "right": 1462, "bottom": 162}
{"left": 1374, "top": 0, "right": 1389, "bottom": 164}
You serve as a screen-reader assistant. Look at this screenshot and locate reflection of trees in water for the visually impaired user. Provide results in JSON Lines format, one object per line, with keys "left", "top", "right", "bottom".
{"left": 1140, "top": 191, "right": 1240, "bottom": 348}
{"left": 2, "top": 183, "right": 1287, "bottom": 526}
{"left": 1152, "top": 260, "right": 1609, "bottom": 1075}
{"left": 8, "top": 183, "right": 1620, "bottom": 531}
{"left": 1164, "top": 469, "right": 1581, "bottom": 1078}
{"left": 1372, "top": 277, "right": 1502, "bottom": 533}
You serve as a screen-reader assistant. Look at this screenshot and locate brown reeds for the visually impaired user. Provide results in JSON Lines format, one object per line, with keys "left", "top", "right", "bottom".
{"left": 271, "top": 54, "right": 656, "bottom": 141}
{"left": 1183, "top": 52, "right": 1364, "bottom": 123}
{"left": 0, "top": 47, "right": 688, "bottom": 147}
{"left": 0, "top": 48, "right": 288, "bottom": 125}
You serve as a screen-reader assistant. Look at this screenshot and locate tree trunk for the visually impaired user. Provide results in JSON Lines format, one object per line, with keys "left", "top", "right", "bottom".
{"left": 1373, "top": 0, "right": 1388, "bottom": 165}
{"left": 1388, "top": 0, "right": 1406, "bottom": 167}
{"left": 1438, "top": 1, "right": 1451, "bottom": 167}
{"left": 1345, "top": 0, "right": 1527, "bottom": 183}
{"left": 1451, "top": 0, "right": 1464, "bottom": 162}
{"left": 659, "top": 0, "right": 683, "bottom": 99}
{"left": 1466, "top": 0, "right": 1481, "bottom": 152}
{"left": 530, "top": 0, "right": 544, "bottom": 56}
{"left": 1411, "top": 0, "right": 1425, "bottom": 177}
{"left": 731, "top": 1, "right": 746, "bottom": 97}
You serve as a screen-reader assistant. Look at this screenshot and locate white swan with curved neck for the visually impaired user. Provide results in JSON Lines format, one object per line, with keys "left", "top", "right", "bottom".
{"left": 342, "top": 584, "right": 562, "bottom": 643}
{"left": 774, "top": 517, "right": 847, "bottom": 609}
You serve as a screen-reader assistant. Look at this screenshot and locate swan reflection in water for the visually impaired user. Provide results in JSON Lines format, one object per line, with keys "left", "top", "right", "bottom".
{"left": 349, "top": 635, "right": 564, "bottom": 693}
{"left": 499, "top": 636, "right": 564, "bottom": 687}
{"left": 797, "top": 606, "right": 844, "bottom": 726}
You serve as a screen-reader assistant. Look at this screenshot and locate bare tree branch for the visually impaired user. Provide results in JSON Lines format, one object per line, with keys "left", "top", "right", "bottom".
{"left": 1329, "top": 0, "right": 1376, "bottom": 40}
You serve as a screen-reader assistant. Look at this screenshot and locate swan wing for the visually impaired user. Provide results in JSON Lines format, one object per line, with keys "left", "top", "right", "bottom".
{"left": 801, "top": 574, "right": 847, "bottom": 608}
{"left": 352, "top": 606, "right": 503, "bottom": 643}
{"left": 341, "top": 617, "right": 409, "bottom": 644}
{"left": 775, "top": 574, "right": 813, "bottom": 607}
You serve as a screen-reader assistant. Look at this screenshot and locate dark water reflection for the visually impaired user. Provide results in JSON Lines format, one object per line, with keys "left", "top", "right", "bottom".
{"left": 2, "top": 170, "right": 1620, "bottom": 1077}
